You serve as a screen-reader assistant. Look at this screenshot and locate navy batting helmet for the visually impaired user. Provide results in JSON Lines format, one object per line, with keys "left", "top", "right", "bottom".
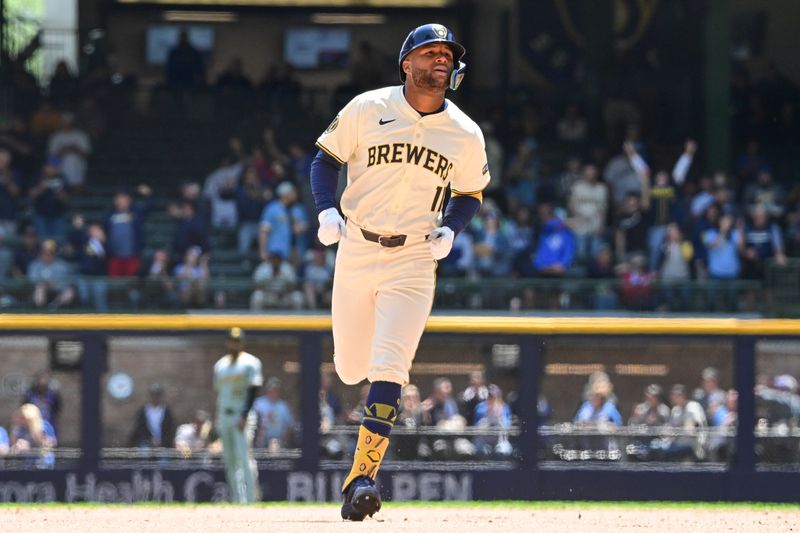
{"left": 398, "top": 23, "right": 466, "bottom": 90}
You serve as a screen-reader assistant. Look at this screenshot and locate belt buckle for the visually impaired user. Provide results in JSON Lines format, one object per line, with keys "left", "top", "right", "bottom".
{"left": 378, "top": 235, "right": 405, "bottom": 247}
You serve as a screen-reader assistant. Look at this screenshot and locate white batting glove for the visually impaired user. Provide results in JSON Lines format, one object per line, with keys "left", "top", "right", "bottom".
{"left": 429, "top": 226, "right": 454, "bottom": 260}
{"left": 317, "top": 207, "right": 346, "bottom": 246}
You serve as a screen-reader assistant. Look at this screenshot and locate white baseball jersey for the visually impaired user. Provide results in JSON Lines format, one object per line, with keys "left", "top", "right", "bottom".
{"left": 213, "top": 352, "right": 263, "bottom": 415}
{"left": 316, "top": 85, "right": 490, "bottom": 236}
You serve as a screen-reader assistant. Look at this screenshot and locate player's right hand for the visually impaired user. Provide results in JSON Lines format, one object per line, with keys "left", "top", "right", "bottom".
{"left": 317, "top": 207, "right": 347, "bottom": 246}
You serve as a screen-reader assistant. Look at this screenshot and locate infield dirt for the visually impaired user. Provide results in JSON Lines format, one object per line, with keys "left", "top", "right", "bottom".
{"left": 4, "top": 504, "right": 799, "bottom": 532}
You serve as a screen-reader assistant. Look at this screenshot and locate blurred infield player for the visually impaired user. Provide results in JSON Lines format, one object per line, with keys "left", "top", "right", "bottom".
{"left": 213, "top": 327, "right": 263, "bottom": 503}
{"left": 310, "top": 23, "right": 490, "bottom": 520}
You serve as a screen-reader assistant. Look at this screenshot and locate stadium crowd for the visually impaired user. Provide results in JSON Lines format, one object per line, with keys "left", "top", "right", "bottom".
{"left": 0, "top": 38, "right": 799, "bottom": 313}
{"left": 3, "top": 364, "right": 799, "bottom": 468}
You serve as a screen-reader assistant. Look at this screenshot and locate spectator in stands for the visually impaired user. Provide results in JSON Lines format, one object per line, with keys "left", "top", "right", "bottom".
{"left": 137, "top": 248, "right": 176, "bottom": 309}
{"left": 301, "top": 248, "right": 333, "bottom": 309}
{"left": 21, "top": 370, "right": 62, "bottom": 437}
{"left": 712, "top": 173, "right": 738, "bottom": 217}
{"left": 422, "top": 377, "right": 461, "bottom": 426}
{"left": 604, "top": 141, "right": 649, "bottom": 211}
{"left": 233, "top": 164, "right": 271, "bottom": 254}
{"left": 422, "top": 377, "right": 473, "bottom": 459}
{"left": 708, "top": 389, "right": 737, "bottom": 461}
{"left": 130, "top": 383, "right": 175, "bottom": 448}
{"left": 105, "top": 185, "right": 153, "bottom": 278}
{"left": 709, "top": 388, "right": 737, "bottom": 428}
{"left": 741, "top": 205, "right": 788, "bottom": 280}
{"left": 532, "top": 202, "right": 575, "bottom": 276}
{"left": 165, "top": 29, "right": 206, "bottom": 87}
{"left": 173, "top": 246, "right": 210, "bottom": 308}
{"left": 12, "top": 225, "right": 39, "bottom": 279}
{"left": 690, "top": 175, "right": 716, "bottom": 221}
{"left": 568, "top": 163, "right": 608, "bottom": 261}
{"left": 660, "top": 384, "right": 707, "bottom": 461}
{"left": 619, "top": 253, "right": 656, "bottom": 311}
{"left": 28, "top": 239, "right": 74, "bottom": 309}
{"left": 9, "top": 403, "right": 57, "bottom": 468}
{"left": 250, "top": 254, "right": 303, "bottom": 310}
{"left": 627, "top": 383, "right": 670, "bottom": 461}
{"left": 29, "top": 157, "right": 69, "bottom": 242}
{"left": 657, "top": 223, "right": 693, "bottom": 311}
{"left": 259, "top": 181, "right": 298, "bottom": 261}
{"left": 76, "top": 223, "right": 109, "bottom": 312}
{"left": 175, "top": 409, "right": 220, "bottom": 456}
{"left": 505, "top": 136, "right": 540, "bottom": 210}
{"left": 254, "top": 377, "right": 295, "bottom": 450}
{"left": 459, "top": 370, "right": 489, "bottom": 423}
{"left": 473, "top": 209, "right": 511, "bottom": 276}
{"left": 744, "top": 169, "right": 786, "bottom": 218}
{"left": 204, "top": 152, "right": 243, "bottom": 231}
{"left": 647, "top": 140, "right": 696, "bottom": 270}
{"left": 215, "top": 57, "right": 253, "bottom": 92}
{"left": 0, "top": 148, "right": 22, "bottom": 237}
{"left": 473, "top": 384, "right": 513, "bottom": 457}
{"left": 587, "top": 246, "right": 618, "bottom": 310}
{"left": 694, "top": 367, "right": 727, "bottom": 418}
{"left": 556, "top": 103, "right": 589, "bottom": 147}
{"left": 47, "top": 60, "right": 79, "bottom": 110}
{"left": 47, "top": 113, "right": 91, "bottom": 190}
{"left": 505, "top": 205, "right": 534, "bottom": 270}
{"left": 0, "top": 117, "right": 34, "bottom": 182}
{"left": 629, "top": 384, "right": 670, "bottom": 426}
{"left": 691, "top": 202, "right": 721, "bottom": 277}
{"left": 702, "top": 214, "right": 743, "bottom": 310}
{"left": 615, "top": 190, "right": 652, "bottom": 265}
{"left": 755, "top": 375, "right": 800, "bottom": 463}
{"left": 574, "top": 379, "right": 622, "bottom": 426}
{"left": 172, "top": 201, "right": 210, "bottom": 258}
{"left": 581, "top": 371, "right": 618, "bottom": 405}
{"left": 394, "top": 384, "right": 431, "bottom": 460}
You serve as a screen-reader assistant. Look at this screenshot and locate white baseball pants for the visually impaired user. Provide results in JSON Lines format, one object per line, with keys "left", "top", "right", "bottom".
{"left": 217, "top": 411, "right": 258, "bottom": 503}
{"left": 331, "top": 220, "right": 436, "bottom": 386}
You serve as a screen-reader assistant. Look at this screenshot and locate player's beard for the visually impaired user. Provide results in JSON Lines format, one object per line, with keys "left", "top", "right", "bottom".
{"left": 411, "top": 66, "right": 448, "bottom": 91}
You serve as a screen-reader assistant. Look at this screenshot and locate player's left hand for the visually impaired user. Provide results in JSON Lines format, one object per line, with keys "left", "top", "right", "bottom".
{"left": 429, "top": 226, "right": 454, "bottom": 260}
{"left": 237, "top": 417, "right": 247, "bottom": 432}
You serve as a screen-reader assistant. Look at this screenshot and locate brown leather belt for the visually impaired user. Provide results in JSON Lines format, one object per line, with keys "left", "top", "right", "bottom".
{"left": 360, "top": 228, "right": 407, "bottom": 248}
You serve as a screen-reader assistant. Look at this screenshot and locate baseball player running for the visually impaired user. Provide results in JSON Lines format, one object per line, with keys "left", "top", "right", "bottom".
{"left": 213, "top": 327, "right": 263, "bottom": 503}
{"left": 310, "top": 23, "right": 490, "bottom": 520}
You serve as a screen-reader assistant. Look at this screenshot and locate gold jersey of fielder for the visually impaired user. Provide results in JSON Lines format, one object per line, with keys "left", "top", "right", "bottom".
{"left": 316, "top": 85, "right": 491, "bottom": 237}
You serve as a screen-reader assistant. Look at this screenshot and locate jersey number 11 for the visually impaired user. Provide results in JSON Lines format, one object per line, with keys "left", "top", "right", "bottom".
{"left": 430, "top": 186, "right": 446, "bottom": 212}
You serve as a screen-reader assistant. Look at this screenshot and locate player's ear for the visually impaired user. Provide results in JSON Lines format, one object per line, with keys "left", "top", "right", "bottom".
{"left": 402, "top": 58, "right": 411, "bottom": 77}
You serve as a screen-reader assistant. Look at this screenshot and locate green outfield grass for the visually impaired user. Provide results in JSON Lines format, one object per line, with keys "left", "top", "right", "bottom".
{"left": 1, "top": 500, "right": 798, "bottom": 510}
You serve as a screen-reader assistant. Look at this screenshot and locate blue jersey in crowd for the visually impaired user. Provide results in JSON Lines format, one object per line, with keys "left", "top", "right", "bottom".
{"left": 703, "top": 229, "right": 741, "bottom": 279}
{"left": 259, "top": 200, "right": 292, "bottom": 259}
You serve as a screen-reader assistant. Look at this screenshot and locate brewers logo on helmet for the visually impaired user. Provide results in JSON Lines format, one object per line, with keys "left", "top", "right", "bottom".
{"left": 398, "top": 23, "right": 466, "bottom": 90}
